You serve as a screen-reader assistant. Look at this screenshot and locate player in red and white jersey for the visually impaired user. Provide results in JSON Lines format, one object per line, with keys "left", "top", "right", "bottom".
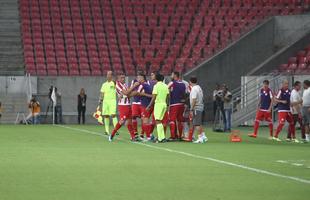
{"left": 109, "top": 73, "right": 138, "bottom": 142}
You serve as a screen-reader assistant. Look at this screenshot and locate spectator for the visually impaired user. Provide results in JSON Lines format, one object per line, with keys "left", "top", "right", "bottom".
{"left": 77, "top": 88, "right": 87, "bottom": 124}
{"left": 54, "top": 88, "right": 63, "bottom": 124}
{"left": 223, "top": 85, "right": 233, "bottom": 132}
{"left": 213, "top": 84, "right": 226, "bottom": 126}
{"left": 302, "top": 80, "right": 310, "bottom": 142}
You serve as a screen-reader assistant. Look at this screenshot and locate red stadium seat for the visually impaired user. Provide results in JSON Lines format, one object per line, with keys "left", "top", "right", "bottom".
{"left": 19, "top": 0, "right": 310, "bottom": 75}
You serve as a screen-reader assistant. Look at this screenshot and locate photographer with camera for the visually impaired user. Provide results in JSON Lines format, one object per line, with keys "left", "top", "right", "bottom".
{"left": 213, "top": 84, "right": 226, "bottom": 130}
{"left": 26, "top": 97, "right": 41, "bottom": 124}
{"left": 223, "top": 85, "right": 233, "bottom": 132}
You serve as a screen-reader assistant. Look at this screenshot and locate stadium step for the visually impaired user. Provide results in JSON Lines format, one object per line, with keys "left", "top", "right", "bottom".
{"left": 0, "top": 94, "right": 28, "bottom": 124}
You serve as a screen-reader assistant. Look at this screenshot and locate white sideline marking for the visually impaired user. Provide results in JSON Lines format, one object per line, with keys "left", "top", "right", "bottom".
{"left": 276, "top": 160, "right": 288, "bottom": 164}
{"left": 56, "top": 125, "right": 310, "bottom": 185}
{"left": 292, "top": 163, "right": 304, "bottom": 167}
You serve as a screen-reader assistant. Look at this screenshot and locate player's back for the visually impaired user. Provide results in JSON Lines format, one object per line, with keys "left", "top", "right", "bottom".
{"left": 153, "top": 81, "right": 169, "bottom": 104}
{"left": 169, "top": 80, "right": 186, "bottom": 105}
{"left": 139, "top": 82, "right": 152, "bottom": 107}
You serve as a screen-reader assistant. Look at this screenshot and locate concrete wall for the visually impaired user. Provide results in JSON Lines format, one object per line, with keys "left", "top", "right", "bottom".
{"left": 35, "top": 76, "right": 142, "bottom": 124}
{"left": 274, "top": 15, "right": 310, "bottom": 48}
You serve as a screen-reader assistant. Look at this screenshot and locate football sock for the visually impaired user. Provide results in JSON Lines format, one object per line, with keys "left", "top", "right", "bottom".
{"left": 112, "top": 117, "right": 118, "bottom": 127}
{"left": 127, "top": 124, "right": 136, "bottom": 139}
{"left": 111, "top": 122, "right": 122, "bottom": 138}
{"left": 289, "top": 123, "right": 296, "bottom": 138}
{"left": 177, "top": 121, "right": 183, "bottom": 138}
{"left": 275, "top": 123, "right": 284, "bottom": 138}
{"left": 157, "top": 123, "right": 165, "bottom": 141}
{"left": 104, "top": 118, "right": 110, "bottom": 134}
{"left": 169, "top": 121, "right": 176, "bottom": 138}
{"left": 253, "top": 120, "right": 259, "bottom": 136}
{"left": 132, "top": 118, "right": 138, "bottom": 133}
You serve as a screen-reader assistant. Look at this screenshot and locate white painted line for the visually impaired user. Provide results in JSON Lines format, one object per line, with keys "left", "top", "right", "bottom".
{"left": 276, "top": 160, "right": 288, "bottom": 163}
{"left": 292, "top": 163, "right": 304, "bottom": 167}
{"left": 56, "top": 125, "right": 310, "bottom": 185}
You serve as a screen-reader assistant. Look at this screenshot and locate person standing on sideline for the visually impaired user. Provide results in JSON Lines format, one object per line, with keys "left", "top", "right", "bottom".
{"left": 223, "top": 85, "right": 233, "bottom": 132}
{"left": 273, "top": 80, "right": 298, "bottom": 142}
{"left": 100, "top": 71, "right": 118, "bottom": 135}
{"left": 188, "top": 76, "right": 207, "bottom": 143}
{"left": 77, "top": 88, "right": 87, "bottom": 124}
{"left": 146, "top": 73, "right": 169, "bottom": 143}
{"left": 302, "top": 80, "right": 310, "bottom": 142}
{"left": 54, "top": 88, "right": 63, "bottom": 124}
{"left": 248, "top": 80, "right": 274, "bottom": 138}
{"left": 286, "top": 81, "right": 305, "bottom": 141}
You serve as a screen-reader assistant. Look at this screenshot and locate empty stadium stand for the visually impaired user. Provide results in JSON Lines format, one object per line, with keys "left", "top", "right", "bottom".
{"left": 19, "top": 0, "right": 310, "bottom": 76}
{"left": 278, "top": 44, "right": 310, "bottom": 74}
{"left": 0, "top": 0, "right": 24, "bottom": 74}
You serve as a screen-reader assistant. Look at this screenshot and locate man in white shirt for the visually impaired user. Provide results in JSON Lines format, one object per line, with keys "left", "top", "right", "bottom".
{"left": 287, "top": 81, "right": 305, "bottom": 141}
{"left": 302, "top": 80, "right": 310, "bottom": 142}
{"left": 188, "top": 76, "right": 207, "bottom": 143}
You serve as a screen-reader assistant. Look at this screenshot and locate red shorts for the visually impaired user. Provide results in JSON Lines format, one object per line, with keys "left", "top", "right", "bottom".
{"left": 169, "top": 104, "right": 185, "bottom": 121}
{"left": 152, "top": 111, "right": 169, "bottom": 124}
{"left": 141, "top": 105, "right": 153, "bottom": 118}
{"left": 256, "top": 110, "right": 272, "bottom": 121}
{"left": 278, "top": 112, "right": 294, "bottom": 124}
{"left": 118, "top": 105, "right": 132, "bottom": 120}
{"left": 131, "top": 103, "right": 142, "bottom": 117}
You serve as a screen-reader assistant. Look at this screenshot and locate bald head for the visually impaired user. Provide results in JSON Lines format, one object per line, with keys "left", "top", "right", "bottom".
{"left": 106, "top": 71, "right": 113, "bottom": 81}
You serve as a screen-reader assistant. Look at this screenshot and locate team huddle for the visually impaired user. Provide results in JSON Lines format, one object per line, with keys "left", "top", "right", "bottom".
{"left": 248, "top": 79, "right": 310, "bottom": 143}
{"left": 98, "top": 71, "right": 207, "bottom": 143}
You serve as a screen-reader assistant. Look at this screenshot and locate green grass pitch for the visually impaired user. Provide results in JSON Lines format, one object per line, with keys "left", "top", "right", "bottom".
{"left": 0, "top": 124, "right": 309, "bottom": 200}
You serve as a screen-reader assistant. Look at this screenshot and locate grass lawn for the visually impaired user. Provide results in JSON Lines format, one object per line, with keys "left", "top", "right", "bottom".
{"left": 0, "top": 124, "right": 309, "bottom": 200}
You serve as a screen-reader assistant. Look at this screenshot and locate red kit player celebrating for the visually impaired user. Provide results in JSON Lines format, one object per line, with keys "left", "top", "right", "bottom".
{"left": 168, "top": 71, "right": 186, "bottom": 140}
{"left": 130, "top": 72, "right": 144, "bottom": 136}
{"left": 248, "top": 80, "right": 274, "bottom": 139}
{"left": 109, "top": 73, "right": 139, "bottom": 142}
{"left": 136, "top": 73, "right": 154, "bottom": 140}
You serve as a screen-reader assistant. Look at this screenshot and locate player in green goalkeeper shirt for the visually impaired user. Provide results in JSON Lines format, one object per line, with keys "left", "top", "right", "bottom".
{"left": 100, "top": 71, "right": 118, "bottom": 135}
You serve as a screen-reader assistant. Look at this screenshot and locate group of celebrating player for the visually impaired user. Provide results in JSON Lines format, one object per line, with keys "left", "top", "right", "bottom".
{"left": 248, "top": 79, "right": 310, "bottom": 143}
{"left": 99, "top": 70, "right": 207, "bottom": 143}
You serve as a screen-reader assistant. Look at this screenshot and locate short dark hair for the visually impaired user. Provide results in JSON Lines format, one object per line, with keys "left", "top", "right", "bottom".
{"left": 190, "top": 76, "right": 197, "bottom": 84}
{"left": 138, "top": 71, "right": 146, "bottom": 81}
{"left": 263, "top": 80, "right": 269, "bottom": 85}
{"left": 294, "top": 81, "right": 301, "bottom": 87}
{"left": 173, "top": 71, "right": 180, "bottom": 78}
{"left": 155, "top": 73, "right": 164, "bottom": 82}
{"left": 304, "top": 80, "right": 310, "bottom": 87}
